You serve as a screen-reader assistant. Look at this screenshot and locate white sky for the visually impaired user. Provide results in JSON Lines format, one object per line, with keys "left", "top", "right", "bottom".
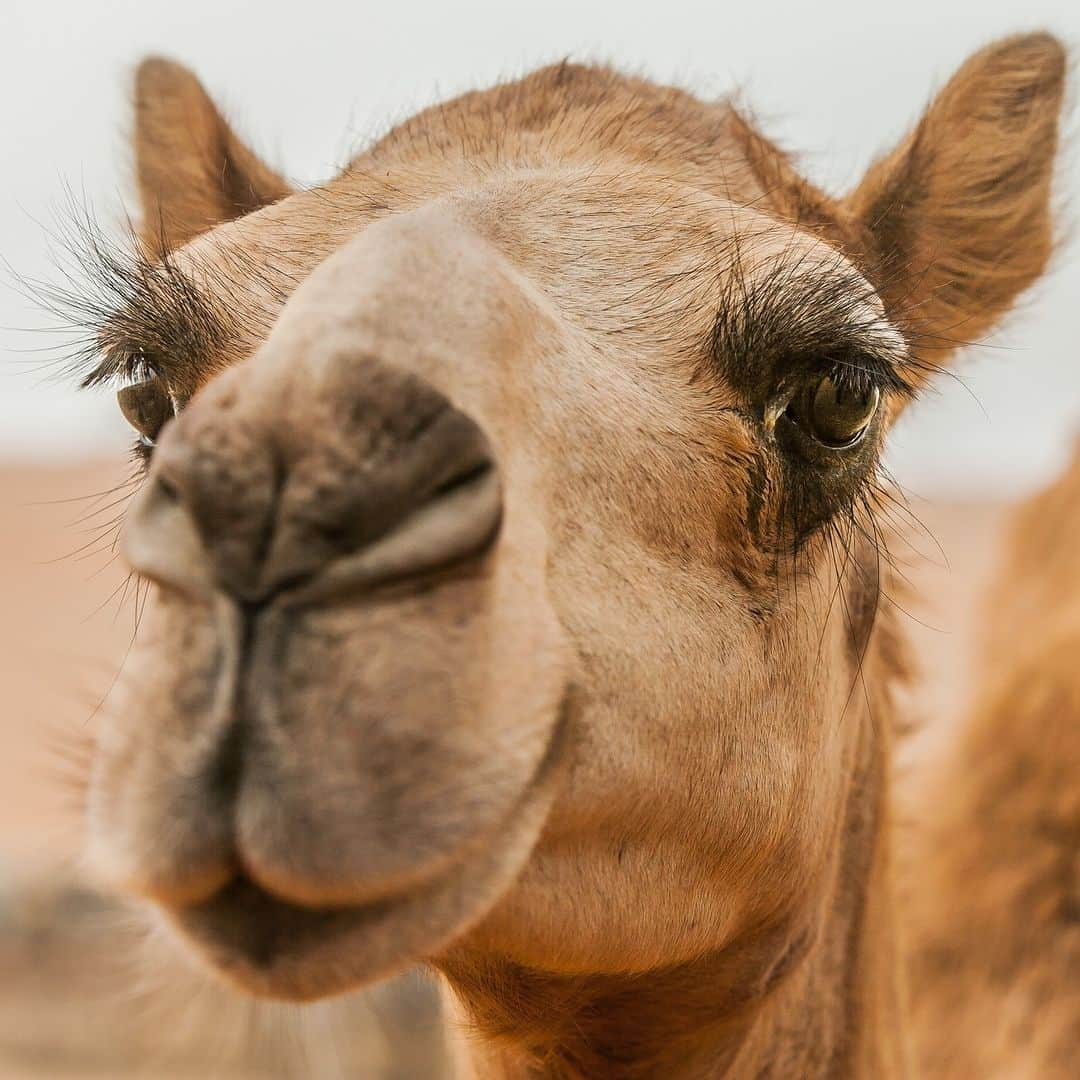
{"left": 1, "top": 0, "right": 1077, "bottom": 496}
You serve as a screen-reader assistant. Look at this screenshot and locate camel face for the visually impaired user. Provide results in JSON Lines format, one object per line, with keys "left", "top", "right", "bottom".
{"left": 81, "top": 41, "right": 1064, "bottom": 1012}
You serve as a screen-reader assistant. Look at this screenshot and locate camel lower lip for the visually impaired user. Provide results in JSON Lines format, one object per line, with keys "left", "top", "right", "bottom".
{"left": 169, "top": 876, "right": 404, "bottom": 994}
{"left": 160, "top": 700, "right": 573, "bottom": 1001}
{"left": 165, "top": 850, "right": 486, "bottom": 1002}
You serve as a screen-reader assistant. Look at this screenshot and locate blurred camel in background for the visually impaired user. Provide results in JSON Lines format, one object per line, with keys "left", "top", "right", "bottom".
{"left": 905, "top": 438, "right": 1080, "bottom": 1078}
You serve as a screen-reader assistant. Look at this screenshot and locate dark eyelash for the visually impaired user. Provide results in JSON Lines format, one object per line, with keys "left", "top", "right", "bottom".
{"left": 9, "top": 198, "right": 242, "bottom": 392}
{"left": 706, "top": 243, "right": 919, "bottom": 408}
{"left": 781, "top": 351, "right": 908, "bottom": 415}
{"left": 105, "top": 348, "right": 159, "bottom": 386}
{"left": 9, "top": 207, "right": 166, "bottom": 387}
{"left": 818, "top": 349, "right": 911, "bottom": 401}
{"left": 131, "top": 438, "right": 154, "bottom": 469}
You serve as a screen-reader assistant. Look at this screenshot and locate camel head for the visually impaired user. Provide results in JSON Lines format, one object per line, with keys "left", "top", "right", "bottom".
{"left": 83, "top": 36, "right": 1064, "bottom": 1004}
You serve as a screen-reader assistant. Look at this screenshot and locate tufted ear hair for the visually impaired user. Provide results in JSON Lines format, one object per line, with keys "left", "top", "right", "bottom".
{"left": 843, "top": 33, "right": 1067, "bottom": 381}
{"left": 133, "top": 57, "right": 293, "bottom": 256}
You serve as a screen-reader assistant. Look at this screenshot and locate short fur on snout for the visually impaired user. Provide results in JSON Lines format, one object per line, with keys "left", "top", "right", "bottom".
{"left": 73, "top": 37, "right": 1074, "bottom": 1079}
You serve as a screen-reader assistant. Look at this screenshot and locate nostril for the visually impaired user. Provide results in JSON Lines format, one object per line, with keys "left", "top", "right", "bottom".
{"left": 281, "top": 463, "right": 502, "bottom": 607}
{"left": 257, "top": 460, "right": 499, "bottom": 601}
{"left": 127, "top": 377, "right": 501, "bottom": 605}
{"left": 430, "top": 460, "right": 492, "bottom": 501}
{"left": 124, "top": 464, "right": 217, "bottom": 599}
{"left": 313, "top": 520, "right": 358, "bottom": 550}
{"left": 156, "top": 472, "right": 181, "bottom": 504}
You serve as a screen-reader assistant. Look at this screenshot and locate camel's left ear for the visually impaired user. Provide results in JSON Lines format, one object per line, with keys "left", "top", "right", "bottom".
{"left": 845, "top": 33, "right": 1067, "bottom": 378}
{"left": 133, "top": 57, "right": 293, "bottom": 256}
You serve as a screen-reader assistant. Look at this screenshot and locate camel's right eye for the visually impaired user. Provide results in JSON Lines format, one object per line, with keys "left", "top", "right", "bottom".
{"left": 117, "top": 376, "right": 174, "bottom": 449}
{"left": 786, "top": 374, "right": 881, "bottom": 450}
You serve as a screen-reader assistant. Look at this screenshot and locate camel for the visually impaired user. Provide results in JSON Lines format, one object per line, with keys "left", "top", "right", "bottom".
{"left": 903, "top": 439, "right": 1080, "bottom": 1078}
{"left": 70, "top": 32, "right": 1074, "bottom": 1077}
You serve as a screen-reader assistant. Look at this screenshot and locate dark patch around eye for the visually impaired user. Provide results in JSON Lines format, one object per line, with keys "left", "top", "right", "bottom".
{"left": 743, "top": 448, "right": 771, "bottom": 545}
{"left": 701, "top": 253, "right": 916, "bottom": 565}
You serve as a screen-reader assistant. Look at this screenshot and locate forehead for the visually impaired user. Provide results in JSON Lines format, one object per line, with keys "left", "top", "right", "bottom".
{"left": 172, "top": 171, "right": 884, "bottom": 376}
{"left": 171, "top": 56, "right": 790, "bottom": 289}
{"left": 363, "top": 61, "right": 767, "bottom": 200}
{"left": 147, "top": 65, "right": 887, "bottom": 393}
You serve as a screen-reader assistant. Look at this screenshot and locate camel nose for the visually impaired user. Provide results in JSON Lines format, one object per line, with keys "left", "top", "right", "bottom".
{"left": 123, "top": 363, "right": 501, "bottom": 605}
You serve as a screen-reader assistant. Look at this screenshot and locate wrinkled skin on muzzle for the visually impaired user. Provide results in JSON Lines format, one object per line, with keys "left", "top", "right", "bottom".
{"left": 90, "top": 212, "right": 574, "bottom": 997}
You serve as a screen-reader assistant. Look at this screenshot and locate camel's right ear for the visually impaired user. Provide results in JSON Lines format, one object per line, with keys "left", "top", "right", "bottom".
{"left": 133, "top": 57, "right": 293, "bottom": 256}
{"left": 844, "top": 33, "right": 1067, "bottom": 382}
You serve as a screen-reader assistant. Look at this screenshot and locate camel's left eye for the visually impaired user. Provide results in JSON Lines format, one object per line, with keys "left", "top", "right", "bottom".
{"left": 117, "top": 377, "right": 174, "bottom": 448}
{"left": 787, "top": 375, "right": 880, "bottom": 449}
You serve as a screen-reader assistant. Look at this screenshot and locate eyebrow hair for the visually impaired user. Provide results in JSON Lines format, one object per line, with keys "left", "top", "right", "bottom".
{"left": 708, "top": 251, "right": 914, "bottom": 403}
{"left": 86, "top": 250, "right": 234, "bottom": 393}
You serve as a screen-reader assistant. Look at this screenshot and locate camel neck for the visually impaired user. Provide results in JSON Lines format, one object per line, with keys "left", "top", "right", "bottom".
{"left": 441, "top": 706, "right": 906, "bottom": 1079}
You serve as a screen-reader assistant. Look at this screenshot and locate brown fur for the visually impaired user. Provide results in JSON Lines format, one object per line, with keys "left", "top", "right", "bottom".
{"left": 848, "top": 34, "right": 1065, "bottom": 375}
{"left": 67, "top": 34, "right": 1073, "bottom": 1079}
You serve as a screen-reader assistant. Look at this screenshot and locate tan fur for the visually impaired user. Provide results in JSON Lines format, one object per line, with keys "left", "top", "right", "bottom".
{"left": 74, "top": 34, "right": 1072, "bottom": 1078}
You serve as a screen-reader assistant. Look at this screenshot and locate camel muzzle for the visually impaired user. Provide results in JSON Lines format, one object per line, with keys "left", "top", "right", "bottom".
{"left": 90, "top": 210, "right": 571, "bottom": 999}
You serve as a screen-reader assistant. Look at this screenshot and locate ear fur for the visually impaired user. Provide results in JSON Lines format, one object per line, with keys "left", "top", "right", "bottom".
{"left": 133, "top": 57, "right": 293, "bottom": 256}
{"left": 845, "top": 33, "right": 1067, "bottom": 372}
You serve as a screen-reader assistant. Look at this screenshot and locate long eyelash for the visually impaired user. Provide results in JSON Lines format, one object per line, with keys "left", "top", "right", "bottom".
{"left": 110, "top": 349, "right": 159, "bottom": 386}
{"left": 820, "top": 350, "right": 906, "bottom": 400}
{"left": 7, "top": 194, "right": 232, "bottom": 391}
{"left": 131, "top": 438, "right": 154, "bottom": 469}
{"left": 8, "top": 203, "right": 150, "bottom": 383}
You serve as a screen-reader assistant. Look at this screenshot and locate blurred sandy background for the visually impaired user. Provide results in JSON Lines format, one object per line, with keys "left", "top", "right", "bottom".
{"left": 1, "top": 0, "right": 1075, "bottom": 1075}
